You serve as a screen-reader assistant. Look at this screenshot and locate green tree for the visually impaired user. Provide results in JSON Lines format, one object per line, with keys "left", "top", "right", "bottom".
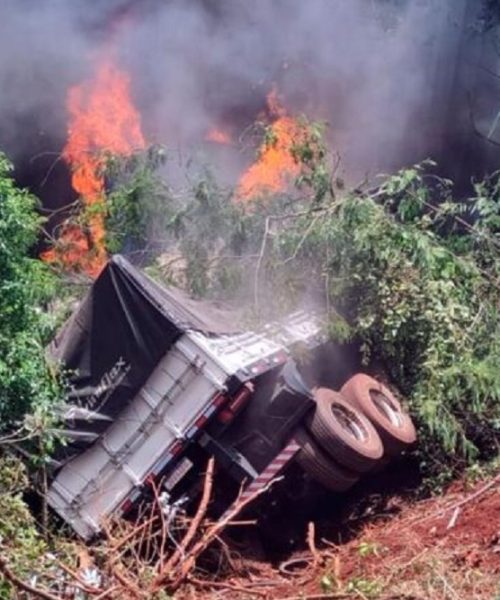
{"left": 0, "top": 153, "right": 60, "bottom": 432}
{"left": 160, "top": 118, "right": 499, "bottom": 478}
{"left": 268, "top": 161, "right": 500, "bottom": 476}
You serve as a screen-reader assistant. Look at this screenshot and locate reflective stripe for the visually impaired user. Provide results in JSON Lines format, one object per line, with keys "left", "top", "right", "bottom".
{"left": 203, "top": 404, "right": 217, "bottom": 418}
{"left": 223, "top": 439, "right": 300, "bottom": 515}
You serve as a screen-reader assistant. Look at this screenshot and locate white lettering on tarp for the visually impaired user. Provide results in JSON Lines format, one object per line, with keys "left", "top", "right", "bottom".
{"left": 86, "top": 357, "right": 131, "bottom": 412}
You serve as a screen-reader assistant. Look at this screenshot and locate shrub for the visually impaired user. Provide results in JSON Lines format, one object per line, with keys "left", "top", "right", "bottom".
{"left": 268, "top": 161, "right": 500, "bottom": 474}
{"left": 0, "top": 153, "right": 61, "bottom": 432}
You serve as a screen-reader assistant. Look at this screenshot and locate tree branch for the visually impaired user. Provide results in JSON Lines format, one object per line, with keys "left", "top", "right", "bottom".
{"left": 0, "top": 555, "right": 64, "bottom": 600}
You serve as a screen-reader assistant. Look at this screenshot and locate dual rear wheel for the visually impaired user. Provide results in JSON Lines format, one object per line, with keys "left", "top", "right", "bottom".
{"left": 296, "top": 374, "right": 417, "bottom": 492}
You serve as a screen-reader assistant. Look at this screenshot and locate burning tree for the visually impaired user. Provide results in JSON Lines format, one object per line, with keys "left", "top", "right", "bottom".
{"left": 236, "top": 87, "right": 305, "bottom": 201}
{"left": 42, "top": 56, "right": 145, "bottom": 277}
{"left": 35, "top": 63, "right": 500, "bottom": 477}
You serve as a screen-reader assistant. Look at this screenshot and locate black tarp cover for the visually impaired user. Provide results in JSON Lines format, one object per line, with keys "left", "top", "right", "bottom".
{"left": 49, "top": 255, "right": 239, "bottom": 460}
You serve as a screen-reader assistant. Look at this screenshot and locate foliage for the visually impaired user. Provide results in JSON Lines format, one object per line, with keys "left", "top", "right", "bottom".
{"left": 166, "top": 169, "right": 244, "bottom": 297}
{"left": 41, "top": 116, "right": 499, "bottom": 478}
{"left": 358, "top": 541, "right": 380, "bottom": 558}
{"left": 161, "top": 119, "right": 499, "bottom": 478}
{"left": 155, "top": 120, "right": 331, "bottom": 301}
{"left": 103, "top": 144, "right": 174, "bottom": 255}
{"left": 0, "top": 455, "right": 49, "bottom": 598}
{"left": 0, "top": 153, "right": 62, "bottom": 433}
{"left": 69, "top": 122, "right": 329, "bottom": 303}
{"left": 346, "top": 577, "right": 383, "bottom": 598}
{"left": 267, "top": 160, "right": 499, "bottom": 474}
{"left": 0, "top": 454, "right": 89, "bottom": 599}
{"left": 291, "top": 118, "right": 330, "bottom": 204}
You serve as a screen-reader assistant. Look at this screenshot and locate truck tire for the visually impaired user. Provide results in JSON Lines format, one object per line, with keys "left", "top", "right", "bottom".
{"left": 341, "top": 374, "right": 417, "bottom": 456}
{"left": 306, "top": 388, "right": 384, "bottom": 473}
{"left": 294, "top": 428, "right": 359, "bottom": 492}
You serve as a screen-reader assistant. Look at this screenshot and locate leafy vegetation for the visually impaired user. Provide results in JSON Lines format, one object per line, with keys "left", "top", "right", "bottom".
{"left": 41, "top": 117, "right": 499, "bottom": 481}
{"left": 271, "top": 159, "right": 499, "bottom": 475}
{"left": 0, "top": 108, "right": 498, "bottom": 600}
{"left": 0, "top": 456, "right": 49, "bottom": 598}
{"left": 112, "top": 120, "right": 499, "bottom": 479}
{"left": 103, "top": 145, "right": 174, "bottom": 255}
{"left": 0, "top": 153, "right": 61, "bottom": 434}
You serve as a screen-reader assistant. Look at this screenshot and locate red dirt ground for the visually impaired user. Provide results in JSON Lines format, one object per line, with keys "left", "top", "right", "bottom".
{"left": 179, "top": 471, "right": 500, "bottom": 599}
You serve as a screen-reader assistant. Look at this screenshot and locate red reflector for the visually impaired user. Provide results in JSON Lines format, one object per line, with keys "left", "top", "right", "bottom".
{"left": 274, "top": 351, "right": 288, "bottom": 364}
{"left": 120, "top": 499, "right": 133, "bottom": 513}
{"left": 229, "top": 387, "right": 252, "bottom": 412}
{"left": 170, "top": 441, "right": 183, "bottom": 456}
{"left": 250, "top": 360, "right": 267, "bottom": 374}
{"left": 212, "top": 392, "right": 227, "bottom": 407}
{"left": 195, "top": 414, "right": 208, "bottom": 428}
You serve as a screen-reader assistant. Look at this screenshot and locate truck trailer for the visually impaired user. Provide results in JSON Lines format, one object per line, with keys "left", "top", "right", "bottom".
{"left": 46, "top": 255, "right": 416, "bottom": 539}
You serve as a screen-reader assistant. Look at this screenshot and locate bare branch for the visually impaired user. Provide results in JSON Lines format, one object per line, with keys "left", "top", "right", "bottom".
{"left": 161, "top": 457, "right": 215, "bottom": 575}
{"left": 0, "top": 555, "right": 64, "bottom": 600}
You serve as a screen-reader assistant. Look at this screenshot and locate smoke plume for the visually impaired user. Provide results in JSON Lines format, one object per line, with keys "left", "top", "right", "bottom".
{"left": 0, "top": 0, "right": 491, "bottom": 197}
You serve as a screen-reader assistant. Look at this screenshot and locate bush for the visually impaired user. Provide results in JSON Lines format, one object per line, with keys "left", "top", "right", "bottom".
{"left": 0, "top": 455, "right": 49, "bottom": 598}
{"left": 155, "top": 122, "right": 499, "bottom": 478}
{"left": 49, "top": 122, "right": 499, "bottom": 479}
{"left": 268, "top": 161, "right": 500, "bottom": 474}
{"left": 0, "top": 152, "right": 61, "bottom": 432}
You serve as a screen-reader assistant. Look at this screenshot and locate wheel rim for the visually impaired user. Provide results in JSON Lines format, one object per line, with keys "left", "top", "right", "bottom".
{"left": 369, "top": 389, "right": 403, "bottom": 427}
{"left": 330, "top": 403, "right": 368, "bottom": 442}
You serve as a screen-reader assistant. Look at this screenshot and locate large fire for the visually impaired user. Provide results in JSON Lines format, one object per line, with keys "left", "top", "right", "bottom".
{"left": 236, "top": 87, "right": 302, "bottom": 201}
{"left": 43, "top": 74, "right": 298, "bottom": 271}
{"left": 42, "top": 57, "right": 145, "bottom": 276}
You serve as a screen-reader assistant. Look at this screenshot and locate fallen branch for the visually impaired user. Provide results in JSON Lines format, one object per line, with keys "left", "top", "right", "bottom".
{"left": 109, "top": 565, "right": 143, "bottom": 599}
{"left": 0, "top": 555, "right": 64, "bottom": 600}
{"left": 159, "top": 457, "right": 215, "bottom": 576}
{"left": 442, "top": 473, "right": 500, "bottom": 513}
{"left": 274, "top": 595, "right": 357, "bottom": 600}
{"left": 155, "top": 475, "right": 282, "bottom": 592}
{"left": 110, "top": 514, "right": 158, "bottom": 554}
{"left": 189, "top": 576, "right": 267, "bottom": 597}
{"left": 408, "top": 472, "right": 500, "bottom": 528}
{"left": 94, "top": 587, "right": 120, "bottom": 600}
{"left": 55, "top": 559, "right": 104, "bottom": 596}
{"left": 307, "top": 522, "right": 322, "bottom": 568}
{"left": 150, "top": 478, "right": 169, "bottom": 571}
{"left": 275, "top": 595, "right": 419, "bottom": 600}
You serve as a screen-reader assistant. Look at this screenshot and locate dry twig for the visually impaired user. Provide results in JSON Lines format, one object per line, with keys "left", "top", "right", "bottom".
{"left": 160, "top": 457, "right": 215, "bottom": 576}
{"left": 307, "top": 522, "right": 322, "bottom": 567}
{"left": 0, "top": 555, "right": 64, "bottom": 600}
{"left": 155, "top": 475, "right": 282, "bottom": 592}
{"left": 189, "top": 575, "right": 267, "bottom": 597}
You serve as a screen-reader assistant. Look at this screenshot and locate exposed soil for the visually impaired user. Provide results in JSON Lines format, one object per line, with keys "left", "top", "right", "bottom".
{"left": 178, "top": 469, "right": 500, "bottom": 599}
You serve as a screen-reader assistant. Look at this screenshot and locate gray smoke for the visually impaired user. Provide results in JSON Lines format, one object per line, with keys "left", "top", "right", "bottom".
{"left": 0, "top": 0, "right": 486, "bottom": 189}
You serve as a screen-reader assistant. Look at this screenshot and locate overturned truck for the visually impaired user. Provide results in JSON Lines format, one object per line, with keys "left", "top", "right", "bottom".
{"left": 47, "top": 255, "right": 416, "bottom": 539}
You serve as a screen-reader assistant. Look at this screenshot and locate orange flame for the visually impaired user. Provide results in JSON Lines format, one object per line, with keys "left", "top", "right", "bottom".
{"left": 205, "top": 127, "right": 232, "bottom": 145}
{"left": 236, "top": 87, "right": 301, "bottom": 201}
{"left": 42, "top": 57, "right": 145, "bottom": 276}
